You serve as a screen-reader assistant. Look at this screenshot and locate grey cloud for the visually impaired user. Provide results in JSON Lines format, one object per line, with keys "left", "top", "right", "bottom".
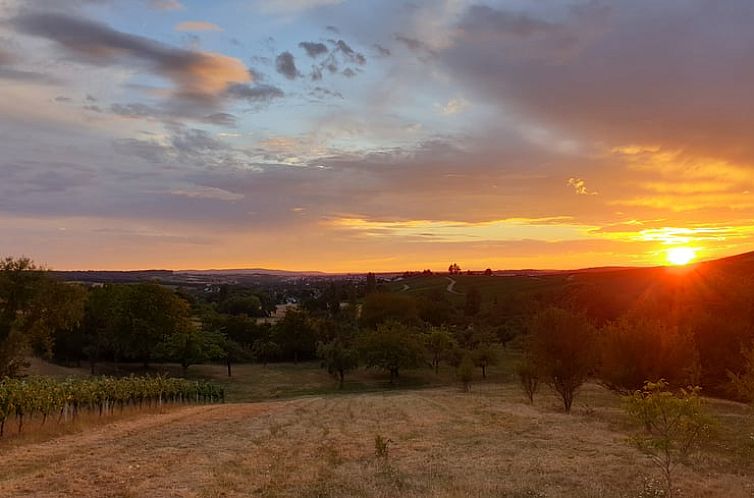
{"left": 444, "top": 0, "right": 754, "bottom": 161}
{"left": 226, "top": 83, "right": 284, "bottom": 102}
{"left": 333, "top": 40, "right": 366, "bottom": 65}
{"left": 12, "top": 12, "right": 247, "bottom": 100}
{"left": 298, "top": 41, "right": 328, "bottom": 58}
{"left": 458, "top": 5, "right": 558, "bottom": 37}
{"left": 275, "top": 51, "right": 299, "bottom": 79}
{"left": 374, "top": 44, "right": 391, "bottom": 56}
{"left": 310, "top": 86, "right": 343, "bottom": 99}
{"left": 0, "top": 67, "right": 59, "bottom": 84}
{"left": 203, "top": 113, "right": 237, "bottom": 127}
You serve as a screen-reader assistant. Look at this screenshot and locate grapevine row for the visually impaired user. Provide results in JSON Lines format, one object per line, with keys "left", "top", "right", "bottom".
{"left": 0, "top": 376, "right": 224, "bottom": 436}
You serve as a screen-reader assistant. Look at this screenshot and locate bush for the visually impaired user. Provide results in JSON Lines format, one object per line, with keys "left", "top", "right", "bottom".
{"left": 623, "top": 380, "right": 714, "bottom": 497}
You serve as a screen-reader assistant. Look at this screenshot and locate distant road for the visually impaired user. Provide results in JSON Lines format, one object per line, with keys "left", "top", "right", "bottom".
{"left": 445, "top": 276, "right": 460, "bottom": 294}
{"left": 400, "top": 284, "right": 410, "bottom": 292}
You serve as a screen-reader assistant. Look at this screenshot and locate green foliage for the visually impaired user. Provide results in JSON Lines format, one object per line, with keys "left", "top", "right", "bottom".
{"left": 470, "top": 330, "right": 500, "bottom": 379}
{"left": 317, "top": 340, "right": 359, "bottom": 388}
{"left": 0, "top": 375, "right": 223, "bottom": 437}
{"left": 359, "top": 293, "right": 418, "bottom": 328}
{"left": 599, "top": 312, "right": 701, "bottom": 391}
{"left": 623, "top": 380, "right": 714, "bottom": 497}
{"left": 423, "top": 326, "right": 455, "bottom": 374}
{"left": 0, "top": 257, "right": 86, "bottom": 377}
{"left": 464, "top": 286, "right": 482, "bottom": 316}
{"left": 357, "top": 321, "right": 423, "bottom": 383}
{"left": 457, "top": 354, "right": 474, "bottom": 392}
{"left": 216, "top": 293, "right": 263, "bottom": 316}
{"left": 118, "top": 282, "right": 194, "bottom": 367}
{"left": 528, "top": 307, "right": 596, "bottom": 412}
{"left": 272, "top": 309, "right": 317, "bottom": 363}
{"left": 728, "top": 343, "right": 754, "bottom": 403}
{"left": 160, "top": 327, "right": 224, "bottom": 374}
{"left": 252, "top": 339, "right": 281, "bottom": 366}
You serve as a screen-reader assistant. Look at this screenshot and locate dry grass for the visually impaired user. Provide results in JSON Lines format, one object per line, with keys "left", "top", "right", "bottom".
{"left": 0, "top": 382, "right": 751, "bottom": 497}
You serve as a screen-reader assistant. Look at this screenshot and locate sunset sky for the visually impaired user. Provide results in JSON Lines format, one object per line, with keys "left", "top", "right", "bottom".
{"left": 2, "top": 0, "right": 754, "bottom": 272}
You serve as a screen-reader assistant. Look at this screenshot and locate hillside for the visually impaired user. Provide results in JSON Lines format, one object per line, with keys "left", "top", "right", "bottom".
{"left": 0, "top": 384, "right": 750, "bottom": 497}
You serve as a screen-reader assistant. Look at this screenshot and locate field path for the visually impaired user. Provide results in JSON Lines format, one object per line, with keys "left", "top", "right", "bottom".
{"left": 445, "top": 276, "right": 460, "bottom": 294}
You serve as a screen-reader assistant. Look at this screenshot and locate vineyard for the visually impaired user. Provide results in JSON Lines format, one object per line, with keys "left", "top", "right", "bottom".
{"left": 0, "top": 376, "right": 224, "bottom": 437}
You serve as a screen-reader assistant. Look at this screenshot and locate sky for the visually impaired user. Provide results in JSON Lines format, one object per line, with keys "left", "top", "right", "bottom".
{"left": 2, "top": 0, "right": 754, "bottom": 272}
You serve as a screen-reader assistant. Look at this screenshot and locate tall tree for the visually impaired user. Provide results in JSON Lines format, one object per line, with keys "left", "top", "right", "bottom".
{"left": 0, "top": 258, "right": 86, "bottom": 377}
{"left": 528, "top": 307, "right": 596, "bottom": 412}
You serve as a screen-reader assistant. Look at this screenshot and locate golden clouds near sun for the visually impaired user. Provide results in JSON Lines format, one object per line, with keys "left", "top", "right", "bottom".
{"left": 666, "top": 247, "right": 697, "bottom": 266}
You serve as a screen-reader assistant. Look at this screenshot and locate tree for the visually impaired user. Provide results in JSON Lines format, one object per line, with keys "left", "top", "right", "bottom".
{"left": 0, "top": 258, "right": 86, "bottom": 377}
{"left": 472, "top": 343, "right": 499, "bottom": 379}
{"left": 360, "top": 293, "right": 418, "bottom": 328}
{"left": 252, "top": 338, "right": 280, "bottom": 367}
{"left": 357, "top": 321, "right": 423, "bottom": 383}
{"left": 272, "top": 309, "right": 317, "bottom": 363}
{"left": 599, "top": 312, "right": 700, "bottom": 391}
{"left": 484, "top": 268, "right": 493, "bottom": 276}
{"left": 217, "top": 294, "right": 263, "bottom": 316}
{"left": 528, "top": 307, "right": 596, "bottom": 412}
{"left": 457, "top": 354, "right": 474, "bottom": 392}
{"left": 317, "top": 340, "right": 359, "bottom": 388}
{"left": 623, "top": 380, "right": 714, "bottom": 497}
{"left": 516, "top": 355, "right": 540, "bottom": 403}
{"left": 424, "top": 326, "right": 455, "bottom": 375}
{"left": 728, "top": 342, "right": 754, "bottom": 403}
{"left": 161, "top": 326, "right": 224, "bottom": 376}
{"left": 448, "top": 263, "right": 461, "bottom": 275}
{"left": 365, "top": 272, "right": 377, "bottom": 295}
{"left": 464, "top": 286, "right": 482, "bottom": 316}
{"left": 119, "top": 283, "right": 193, "bottom": 368}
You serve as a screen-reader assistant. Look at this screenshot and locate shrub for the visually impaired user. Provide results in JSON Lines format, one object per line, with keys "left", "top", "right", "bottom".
{"left": 623, "top": 380, "right": 714, "bottom": 497}
{"left": 516, "top": 357, "right": 540, "bottom": 404}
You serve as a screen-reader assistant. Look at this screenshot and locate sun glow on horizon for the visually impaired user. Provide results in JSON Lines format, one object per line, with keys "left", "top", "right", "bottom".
{"left": 666, "top": 247, "right": 697, "bottom": 266}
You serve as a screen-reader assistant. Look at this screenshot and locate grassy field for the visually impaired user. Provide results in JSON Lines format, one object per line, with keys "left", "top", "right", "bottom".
{"left": 5, "top": 357, "right": 754, "bottom": 497}
{"left": 0, "top": 381, "right": 752, "bottom": 497}
{"left": 385, "top": 274, "right": 571, "bottom": 307}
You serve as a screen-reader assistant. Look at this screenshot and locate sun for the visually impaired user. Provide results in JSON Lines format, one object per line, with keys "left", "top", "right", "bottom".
{"left": 666, "top": 247, "right": 697, "bottom": 266}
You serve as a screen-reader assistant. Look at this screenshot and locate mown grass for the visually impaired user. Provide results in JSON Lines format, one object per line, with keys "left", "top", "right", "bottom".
{"left": 9, "top": 356, "right": 754, "bottom": 497}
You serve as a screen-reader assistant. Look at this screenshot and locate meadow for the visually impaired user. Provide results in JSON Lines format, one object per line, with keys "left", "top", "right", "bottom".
{"left": 2, "top": 357, "right": 752, "bottom": 497}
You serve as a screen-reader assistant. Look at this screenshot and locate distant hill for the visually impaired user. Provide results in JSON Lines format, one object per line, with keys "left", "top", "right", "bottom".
{"left": 177, "top": 268, "right": 327, "bottom": 276}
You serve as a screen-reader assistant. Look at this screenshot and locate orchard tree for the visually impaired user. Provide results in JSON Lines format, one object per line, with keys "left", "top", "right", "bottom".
{"left": 528, "top": 307, "right": 596, "bottom": 412}
{"left": 464, "top": 286, "right": 482, "bottom": 316}
{"left": 161, "top": 326, "right": 224, "bottom": 376}
{"left": 273, "top": 309, "right": 317, "bottom": 363}
{"left": 358, "top": 321, "right": 423, "bottom": 383}
{"left": 318, "top": 339, "right": 359, "bottom": 388}
{"left": 424, "top": 326, "right": 455, "bottom": 375}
